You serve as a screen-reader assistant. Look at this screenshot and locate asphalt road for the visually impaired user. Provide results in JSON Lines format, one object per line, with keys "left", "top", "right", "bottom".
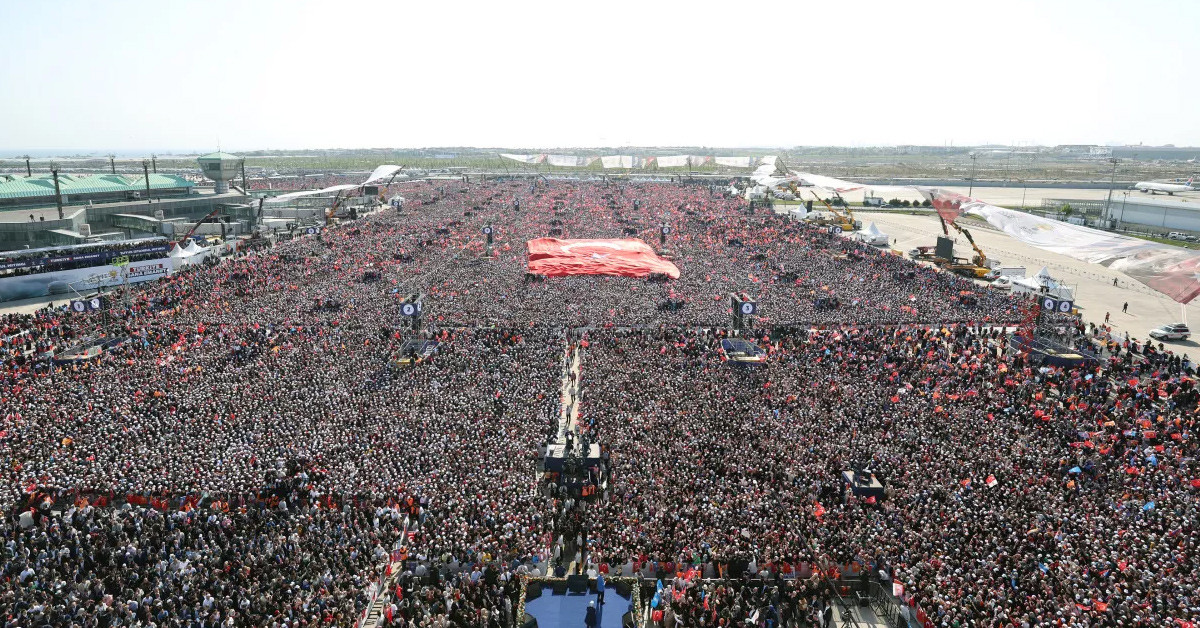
{"left": 856, "top": 210, "right": 1200, "bottom": 350}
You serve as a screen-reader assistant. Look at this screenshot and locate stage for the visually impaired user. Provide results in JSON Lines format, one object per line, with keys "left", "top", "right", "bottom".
{"left": 842, "top": 470, "right": 885, "bottom": 500}
{"left": 525, "top": 589, "right": 630, "bottom": 628}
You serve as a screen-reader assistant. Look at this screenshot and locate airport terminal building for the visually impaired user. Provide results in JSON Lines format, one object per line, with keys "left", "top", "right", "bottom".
{"left": 0, "top": 154, "right": 250, "bottom": 251}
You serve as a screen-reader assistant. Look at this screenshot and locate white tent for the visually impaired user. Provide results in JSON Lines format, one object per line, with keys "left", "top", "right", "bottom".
{"left": 856, "top": 222, "right": 889, "bottom": 246}
{"left": 1012, "top": 266, "right": 1075, "bottom": 300}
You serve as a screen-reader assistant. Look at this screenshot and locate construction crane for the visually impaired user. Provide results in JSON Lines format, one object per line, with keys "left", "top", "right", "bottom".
{"left": 937, "top": 216, "right": 991, "bottom": 278}
{"left": 807, "top": 191, "right": 861, "bottom": 232}
{"left": 177, "top": 207, "right": 223, "bottom": 245}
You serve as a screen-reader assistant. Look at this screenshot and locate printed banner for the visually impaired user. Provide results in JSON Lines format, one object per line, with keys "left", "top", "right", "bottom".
{"left": 546, "top": 155, "right": 581, "bottom": 167}
{"left": 499, "top": 153, "right": 546, "bottom": 164}
{"left": 920, "top": 187, "right": 1200, "bottom": 304}
{"left": 527, "top": 238, "right": 680, "bottom": 279}
{"left": 0, "top": 257, "right": 172, "bottom": 302}
{"left": 656, "top": 155, "right": 690, "bottom": 168}
{"left": 601, "top": 156, "right": 635, "bottom": 169}
{"left": 715, "top": 156, "right": 752, "bottom": 168}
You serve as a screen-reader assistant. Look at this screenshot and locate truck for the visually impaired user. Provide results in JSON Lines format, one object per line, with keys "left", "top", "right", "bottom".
{"left": 985, "top": 266, "right": 1026, "bottom": 281}
{"left": 909, "top": 245, "right": 938, "bottom": 261}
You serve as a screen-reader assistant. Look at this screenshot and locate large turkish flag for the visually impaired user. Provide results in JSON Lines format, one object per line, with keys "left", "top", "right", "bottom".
{"left": 527, "top": 238, "right": 680, "bottom": 279}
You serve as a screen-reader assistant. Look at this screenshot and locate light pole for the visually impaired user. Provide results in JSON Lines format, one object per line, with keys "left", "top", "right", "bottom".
{"left": 142, "top": 159, "right": 152, "bottom": 201}
{"left": 151, "top": 154, "right": 157, "bottom": 173}
{"left": 107, "top": 154, "right": 116, "bottom": 174}
{"left": 1118, "top": 191, "right": 1129, "bottom": 230}
{"left": 967, "top": 152, "right": 978, "bottom": 197}
{"left": 50, "top": 164, "right": 64, "bottom": 220}
{"left": 1103, "top": 158, "right": 1119, "bottom": 225}
{"left": 21, "top": 155, "right": 31, "bottom": 177}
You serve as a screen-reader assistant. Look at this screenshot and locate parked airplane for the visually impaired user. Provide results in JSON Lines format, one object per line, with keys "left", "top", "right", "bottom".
{"left": 1133, "top": 177, "right": 1195, "bottom": 195}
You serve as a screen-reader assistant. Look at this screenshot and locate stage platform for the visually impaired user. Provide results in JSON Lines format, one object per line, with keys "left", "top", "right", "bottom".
{"left": 1008, "top": 335, "right": 1100, "bottom": 367}
{"left": 843, "top": 470, "right": 885, "bottom": 499}
{"left": 525, "top": 589, "right": 629, "bottom": 628}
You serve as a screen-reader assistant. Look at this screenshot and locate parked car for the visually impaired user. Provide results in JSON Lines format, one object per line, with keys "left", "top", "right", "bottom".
{"left": 1149, "top": 323, "right": 1190, "bottom": 341}
{"left": 1168, "top": 232, "right": 1188, "bottom": 241}
{"left": 989, "top": 276, "right": 1014, "bottom": 291}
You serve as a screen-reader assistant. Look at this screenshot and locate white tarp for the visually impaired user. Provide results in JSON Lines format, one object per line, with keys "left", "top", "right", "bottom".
{"left": 690, "top": 156, "right": 712, "bottom": 166}
{"left": 266, "top": 184, "right": 361, "bottom": 204}
{"left": 546, "top": 155, "right": 580, "bottom": 167}
{"left": 758, "top": 155, "right": 779, "bottom": 167}
{"left": 792, "top": 172, "right": 864, "bottom": 193}
{"left": 657, "top": 155, "right": 689, "bottom": 168}
{"left": 362, "top": 165, "right": 403, "bottom": 184}
{"left": 601, "top": 156, "right": 634, "bottom": 169}
{"left": 500, "top": 153, "right": 545, "bottom": 164}
{"left": 715, "top": 156, "right": 752, "bottom": 168}
{"left": 921, "top": 187, "right": 1200, "bottom": 304}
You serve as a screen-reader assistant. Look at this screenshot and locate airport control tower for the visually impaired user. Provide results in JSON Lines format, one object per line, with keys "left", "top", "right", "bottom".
{"left": 197, "top": 151, "right": 244, "bottom": 194}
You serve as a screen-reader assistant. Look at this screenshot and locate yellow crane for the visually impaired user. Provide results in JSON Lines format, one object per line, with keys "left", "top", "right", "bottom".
{"left": 937, "top": 216, "right": 991, "bottom": 278}
{"left": 807, "top": 191, "right": 861, "bottom": 232}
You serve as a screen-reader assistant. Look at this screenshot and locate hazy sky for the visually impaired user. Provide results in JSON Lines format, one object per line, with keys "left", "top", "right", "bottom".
{"left": 1, "top": 0, "right": 1196, "bottom": 152}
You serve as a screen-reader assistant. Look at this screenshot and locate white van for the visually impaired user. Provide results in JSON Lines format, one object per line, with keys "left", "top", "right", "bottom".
{"left": 985, "top": 266, "right": 1026, "bottom": 281}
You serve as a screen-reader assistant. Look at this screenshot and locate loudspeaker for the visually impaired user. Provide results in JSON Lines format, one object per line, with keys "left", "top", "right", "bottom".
{"left": 520, "top": 612, "right": 538, "bottom": 628}
{"left": 551, "top": 579, "right": 568, "bottom": 595}
{"left": 524, "top": 582, "right": 544, "bottom": 602}
{"left": 621, "top": 611, "right": 636, "bottom": 628}
{"left": 567, "top": 574, "right": 589, "bottom": 594}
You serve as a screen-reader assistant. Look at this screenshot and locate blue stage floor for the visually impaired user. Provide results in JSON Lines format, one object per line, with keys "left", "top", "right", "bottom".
{"left": 525, "top": 590, "right": 630, "bottom": 628}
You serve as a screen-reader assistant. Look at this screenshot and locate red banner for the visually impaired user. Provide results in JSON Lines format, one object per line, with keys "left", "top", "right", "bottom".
{"left": 527, "top": 238, "right": 680, "bottom": 279}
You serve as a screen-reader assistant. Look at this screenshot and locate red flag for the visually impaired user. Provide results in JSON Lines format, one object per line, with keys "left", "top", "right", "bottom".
{"left": 526, "top": 238, "right": 680, "bottom": 279}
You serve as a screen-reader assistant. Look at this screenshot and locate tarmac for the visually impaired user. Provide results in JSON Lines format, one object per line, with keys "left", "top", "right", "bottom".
{"left": 855, "top": 210, "right": 1200, "bottom": 352}
{"left": 829, "top": 185, "right": 1200, "bottom": 208}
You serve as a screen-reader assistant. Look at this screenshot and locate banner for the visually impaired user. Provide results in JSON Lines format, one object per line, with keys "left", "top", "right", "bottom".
{"left": 362, "top": 165, "right": 403, "bottom": 184}
{"left": 0, "top": 257, "right": 172, "bottom": 302}
{"left": 601, "top": 156, "right": 635, "bottom": 169}
{"left": 715, "top": 156, "right": 752, "bottom": 168}
{"left": 920, "top": 187, "right": 1200, "bottom": 304}
{"left": 527, "top": 238, "right": 680, "bottom": 279}
{"left": 499, "top": 153, "right": 546, "bottom": 164}
{"left": 0, "top": 245, "right": 170, "bottom": 271}
{"left": 546, "top": 155, "right": 580, "bottom": 167}
{"left": 656, "top": 155, "right": 689, "bottom": 168}
{"left": 266, "top": 184, "right": 361, "bottom": 204}
{"left": 689, "top": 156, "right": 713, "bottom": 167}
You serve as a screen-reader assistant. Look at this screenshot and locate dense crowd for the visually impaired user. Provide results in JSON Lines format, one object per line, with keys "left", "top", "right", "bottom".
{"left": 0, "top": 237, "right": 171, "bottom": 278}
{"left": 0, "top": 179, "right": 1196, "bottom": 627}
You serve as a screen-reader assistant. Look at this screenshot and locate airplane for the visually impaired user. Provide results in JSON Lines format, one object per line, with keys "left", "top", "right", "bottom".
{"left": 1133, "top": 177, "right": 1195, "bottom": 195}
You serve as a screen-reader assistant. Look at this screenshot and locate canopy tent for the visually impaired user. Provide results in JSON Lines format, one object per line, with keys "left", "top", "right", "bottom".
{"left": 856, "top": 222, "right": 889, "bottom": 246}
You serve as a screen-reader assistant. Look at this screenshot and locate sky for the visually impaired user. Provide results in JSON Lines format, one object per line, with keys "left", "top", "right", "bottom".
{"left": 0, "top": 0, "right": 1197, "bottom": 153}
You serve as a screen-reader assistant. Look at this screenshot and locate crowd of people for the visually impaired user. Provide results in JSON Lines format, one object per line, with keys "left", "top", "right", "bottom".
{"left": 0, "top": 237, "right": 171, "bottom": 278}
{"left": 0, "top": 178, "right": 1196, "bottom": 627}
